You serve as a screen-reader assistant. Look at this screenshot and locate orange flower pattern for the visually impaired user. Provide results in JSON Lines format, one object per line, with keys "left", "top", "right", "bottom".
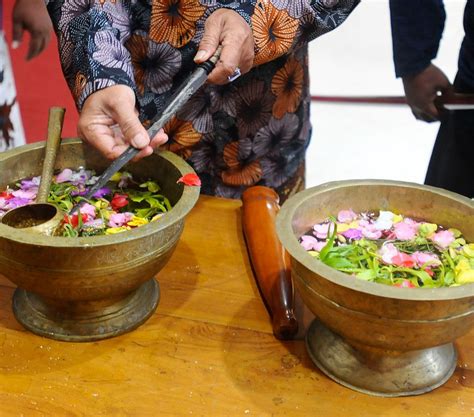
{"left": 222, "top": 141, "right": 263, "bottom": 186}
{"left": 161, "top": 116, "right": 202, "bottom": 160}
{"left": 271, "top": 57, "right": 304, "bottom": 119}
{"left": 150, "top": 0, "right": 206, "bottom": 48}
{"left": 252, "top": 1, "right": 299, "bottom": 66}
{"left": 50, "top": 0, "right": 359, "bottom": 200}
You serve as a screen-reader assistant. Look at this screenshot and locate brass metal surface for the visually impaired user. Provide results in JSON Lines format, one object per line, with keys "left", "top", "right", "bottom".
{"left": 276, "top": 180, "right": 474, "bottom": 396}
{"left": 1, "top": 107, "right": 65, "bottom": 235}
{"left": 0, "top": 138, "right": 199, "bottom": 341}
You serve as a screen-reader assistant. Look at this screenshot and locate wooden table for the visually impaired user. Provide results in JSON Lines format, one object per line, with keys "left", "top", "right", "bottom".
{"left": 0, "top": 196, "right": 472, "bottom": 416}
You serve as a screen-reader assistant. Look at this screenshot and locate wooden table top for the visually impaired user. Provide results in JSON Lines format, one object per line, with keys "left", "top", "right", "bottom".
{"left": 0, "top": 195, "right": 472, "bottom": 417}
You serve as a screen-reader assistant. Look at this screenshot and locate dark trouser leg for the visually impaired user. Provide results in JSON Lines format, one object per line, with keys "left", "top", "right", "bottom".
{"left": 425, "top": 76, "right": 474, "bottom": 198}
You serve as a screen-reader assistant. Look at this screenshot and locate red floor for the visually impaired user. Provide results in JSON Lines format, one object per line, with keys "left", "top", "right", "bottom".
{"left": 3, "top": 1, "right": 79, "bottom": 143}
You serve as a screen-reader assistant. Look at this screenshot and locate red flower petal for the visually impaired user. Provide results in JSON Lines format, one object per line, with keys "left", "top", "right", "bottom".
{"left": 394, "top": 280, "right": 416, "bottom": 288}
{"left": 111, "top": 193, "right": 129, "bottom": 211}
{"left": 0, "top": 191, "right": 13, "bottom": 200}
{"left": 63, "top": 213, "right": 88, "bottom": 228}
{"left": 177, "top": 173, "right": 201, "bottom": 186}
{"left": 392, "top": 253, "right": 415, "bottom": 268}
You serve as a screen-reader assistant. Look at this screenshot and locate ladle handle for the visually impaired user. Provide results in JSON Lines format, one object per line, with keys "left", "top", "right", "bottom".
{"left": 36, "top": 107, "right": 66, "bottom": 203}
{"left": 241, "top": 186, "right": 298, "bottom": 340}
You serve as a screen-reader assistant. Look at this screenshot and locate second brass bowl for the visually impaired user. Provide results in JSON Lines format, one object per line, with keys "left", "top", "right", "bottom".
{"left": 276, "top": 180, "right": 474, "bottom": 396}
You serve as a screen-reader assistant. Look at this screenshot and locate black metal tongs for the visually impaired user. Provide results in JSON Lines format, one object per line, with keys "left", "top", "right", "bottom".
{"left": 70, "top": 47, "right": 222, "bottom": 214}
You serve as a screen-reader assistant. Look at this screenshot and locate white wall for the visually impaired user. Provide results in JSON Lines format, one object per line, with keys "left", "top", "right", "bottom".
{"left": 306, "top": 0, "right": 465, "bottom": 187}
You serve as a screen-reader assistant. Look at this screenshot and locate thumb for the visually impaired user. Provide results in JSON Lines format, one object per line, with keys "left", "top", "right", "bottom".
{"left": 194, "top": 19, "right": 221, "bottom": 63}
{"left": 111, "top": 105, "right": 149, "bottom": 149}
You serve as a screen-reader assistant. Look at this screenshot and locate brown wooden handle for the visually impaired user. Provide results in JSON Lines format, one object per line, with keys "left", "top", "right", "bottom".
{"left": 242, "top": 186, "right": 298, "bottom": 340}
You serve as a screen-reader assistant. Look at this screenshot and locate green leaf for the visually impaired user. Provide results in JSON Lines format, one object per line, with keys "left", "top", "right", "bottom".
{"left": 140, "top": 181, "right": 161, "bottom": 193}
{"left": 135, "top": 208, "right": 153, "bottom": 218}
{"left": 145, "top": 197, "right": 166, "bottom": 211}
{"left": 323, "top": 254, "right": 356, "bottom": 269}
{"left": 418, "top": 223, "right": 438, "bottom": 237}
{"left": 319, "top": 223, "right": 337, "bottom": 262}
{"left": 357, "top": 270, "right": 376, "bottom": 281}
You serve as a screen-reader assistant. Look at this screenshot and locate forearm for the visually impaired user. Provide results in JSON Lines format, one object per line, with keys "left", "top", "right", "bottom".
{"left": 47, "top": 0, "right": 136, "bottom": 110}
{"left": 389, "top": 0, "right": 446, "bottom": 78}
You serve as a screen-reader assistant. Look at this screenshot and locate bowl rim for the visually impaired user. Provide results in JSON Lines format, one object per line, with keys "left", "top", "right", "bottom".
{"left": 0, "top": 138, "right": 200, "bottom": 247}
{"left": 276, "top": 179, "right": 474, "bottom": 301}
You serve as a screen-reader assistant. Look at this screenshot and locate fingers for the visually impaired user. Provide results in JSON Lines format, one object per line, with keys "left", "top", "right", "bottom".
{"left": 110, "top": 107, "right": 150, "bottom": 150}
{"left": 195, "top": 9, "right": 254, "bottom": 85}
{"left": 26, "top": 34, "right": 48, "bottom": 60}
{"left": 79, "top": 85, "right": 168, "bottom": 162}
{"left": 194, "top": 30, "right": 219, "bottom": 64}
{"left": 149, "top": 129, "right": 168, "bottom": 148}
{"left": 402, "top": 65, "right": 451, "bottom": 123}
{"left": 412, "top": 99, "right": 441, "bottom": 122}
{"left": 211, "top": 47, "right": 241, "bottom": 85}
{"left": 412, "top": 109, "right": 438, "bottom": 123}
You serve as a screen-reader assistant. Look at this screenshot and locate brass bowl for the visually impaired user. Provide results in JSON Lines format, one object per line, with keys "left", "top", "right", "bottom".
{"left": 276, "top": 180, "right": 474, "bottom": 397}
{"left": 0, "top": 139, "right": 199, "bottom": 341}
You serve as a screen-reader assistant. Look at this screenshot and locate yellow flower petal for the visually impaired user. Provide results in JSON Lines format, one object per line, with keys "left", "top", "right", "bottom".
{"left": 456, "top": 269, "right": 474, "bottom": 284}
{"left": 462, "top": 244, "right": 474, "bottom": 258}
{"left": 348, "top": 221, "right": 359, "bottom": 229}
{"left": 336, "top": 223, "right": 350, "bottom": 233}
{"left": 127, "top": 216, "right": 149, "bottom": 227}
{"left": 455, "top": 258, "right": 470, "bottom": 274}
{"left": 110, "top": 172, "right": 122, "bottom": 182}
{"left": 392, "top": 214, "right": 403, "bottom": 223}
{"left": 94, "top": 199, "right": 109, "bottom": 210}
{"left": 105, "top": 226, "right": 131, "bottom": 235}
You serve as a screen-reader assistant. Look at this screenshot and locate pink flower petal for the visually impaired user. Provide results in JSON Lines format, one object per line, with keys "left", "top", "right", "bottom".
{"left": 108, "top": 212, "right": 133, "bottom": 228}
{"left": 300, "top": 235, "right": 327, "bottom": 252}
{"left": 79, "top": 203, "right": 97, "bottom": 219}
{"left": 430, "top": 230, "right": 455, "bottom": 249}
{"left": 411, "top": 251, "right": 441, "bottom": 267}
{"left": 12, "top": 189, "right": 37, "bottom": 200}
{"left": 337, "top": 209, "right": 357, "bottom": 223}
{"left": 313, "top": 222, "right": 335, "bottom": 239}
{"left": 300, "top": 235, "right": 319, "bottom": 251}
{"left": 379, "top": 243, "right": 399, "bottom": 264}
{"left": 361, "top": 223, "right": 382, "bottom": 239}
{"left": 393, "top": 221, "right": 417, "bottom": 240}
{"left": 55, "top": 168, "right": 73, "bottom": 183}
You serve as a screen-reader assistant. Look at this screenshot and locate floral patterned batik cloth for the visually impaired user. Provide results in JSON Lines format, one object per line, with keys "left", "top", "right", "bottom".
{"left": 47, "top": 0, "right": 359, "bottom": 200}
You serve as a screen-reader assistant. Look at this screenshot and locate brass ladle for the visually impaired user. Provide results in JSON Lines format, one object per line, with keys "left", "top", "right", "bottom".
{"left": 1, "top": 107, "right": 65, "bottom": 235}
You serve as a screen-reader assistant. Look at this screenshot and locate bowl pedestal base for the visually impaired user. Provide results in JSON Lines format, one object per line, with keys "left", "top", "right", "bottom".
{"left": 12, "top": 278, "right": 160, "bottom": 342}
{"left": 305, "top": 320, "right": 457, "bottom": 397}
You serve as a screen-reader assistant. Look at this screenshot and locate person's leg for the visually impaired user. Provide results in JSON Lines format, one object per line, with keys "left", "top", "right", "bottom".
{"left": 424, "top": 76, "right": 474, "bottom": 198}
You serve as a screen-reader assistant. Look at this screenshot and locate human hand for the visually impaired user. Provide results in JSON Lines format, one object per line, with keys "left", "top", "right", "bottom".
{"left": 194, "top": 9, "right": 254, "bottom": 85}
{"left": 78, "top": 85, "right": 168, "bottom": 161}
{"left": 12, "top": 0, "right": 53, "bottom": 60}
{"left": 402, "top": 64, "right": 452, "bottom": 122}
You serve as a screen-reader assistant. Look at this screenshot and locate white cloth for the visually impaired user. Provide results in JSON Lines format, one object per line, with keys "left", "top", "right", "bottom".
{"left": 0, "top": 32, "right": 26, "bottom": 151}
